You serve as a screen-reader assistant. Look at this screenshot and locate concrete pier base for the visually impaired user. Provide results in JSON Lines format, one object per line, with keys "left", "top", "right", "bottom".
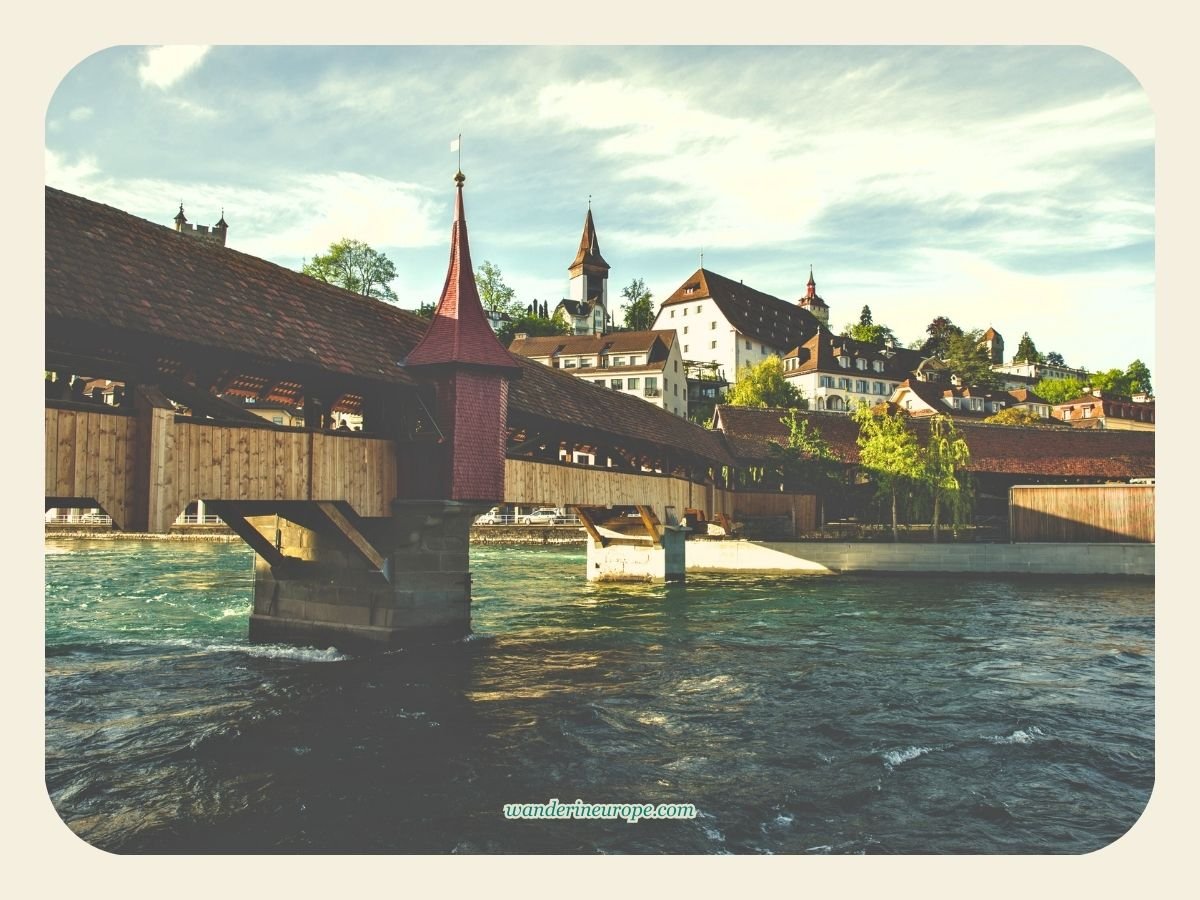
{"left": 586, "top": 527, "right": 687, "bottom": 582}
{"left": 248, "top": 500, "right": 486, "bottom": 651}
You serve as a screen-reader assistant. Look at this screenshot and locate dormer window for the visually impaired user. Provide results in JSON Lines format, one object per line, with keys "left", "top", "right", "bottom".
{"left": 872, "top": 360, "right": 884, "bottom": 372}
{"left": 856, "top": 358, "right": 867, "bottom": 370}
{"left": 838, "top": 356, "right": 849, "bottom": 368}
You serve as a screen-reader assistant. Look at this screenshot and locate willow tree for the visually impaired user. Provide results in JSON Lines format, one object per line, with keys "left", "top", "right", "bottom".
{"left": 853, "top": 403, "right": 922, "bottom": 541}
{"left": 725, "top": 356, "right": 807, "bottom": 409}
{"left": 921, "top": 415, "right": 972, "bottom": 542}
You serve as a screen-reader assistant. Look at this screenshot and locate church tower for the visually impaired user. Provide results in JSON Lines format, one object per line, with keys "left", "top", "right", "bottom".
{"left": 566, "top": 205, "right": 610, "bottom": 335}
{"left": 798, "top": 266, "right": 829, "bottom": 327}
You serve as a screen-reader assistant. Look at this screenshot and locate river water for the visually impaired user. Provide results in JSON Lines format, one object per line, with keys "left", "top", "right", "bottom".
{"left": 44, "top": 538, "right": 1154, "bottom": 854}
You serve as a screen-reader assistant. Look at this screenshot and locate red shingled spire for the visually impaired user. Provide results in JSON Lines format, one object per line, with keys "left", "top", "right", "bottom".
{"left": 805, "top": 266, "right": 816, "bottom": 300}
{"left": 405, "top": 172, "right": 519, "bottom": 371}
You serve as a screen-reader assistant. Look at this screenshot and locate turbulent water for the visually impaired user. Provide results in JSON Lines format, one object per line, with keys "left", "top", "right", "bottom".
{"left": 44, "top": 538, "right": 1154, "bottom": 854}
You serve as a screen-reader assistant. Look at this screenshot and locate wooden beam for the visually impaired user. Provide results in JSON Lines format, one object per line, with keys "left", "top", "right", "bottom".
{"left": 572, "top": 505, "right": 608, "bottom": 548}
{"left": 635, "top": 505, "right": 662, "bottom": 546}
{"left": 315, "top": 501, "right": 390, "bottom": 580}
{"left": 207, "top": 502, "right": 291, "bottom": 569}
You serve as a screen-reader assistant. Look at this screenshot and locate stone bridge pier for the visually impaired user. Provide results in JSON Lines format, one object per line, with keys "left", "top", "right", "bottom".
{"left": 574, "top": 505, "right": 688, "bottom": 583}
{"left": 244, "top": 500, "right": 486, "bottom": 651}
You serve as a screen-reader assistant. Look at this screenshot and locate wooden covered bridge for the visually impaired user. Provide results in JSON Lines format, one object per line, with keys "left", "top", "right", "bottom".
{"left": 45, "top": 183, "right": 799, "bottom": 648}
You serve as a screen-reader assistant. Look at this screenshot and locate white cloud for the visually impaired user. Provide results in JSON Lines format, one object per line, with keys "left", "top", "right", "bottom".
{"left": 138, "top": 45, "right": 211, "bottom": 90}
{"left": 67, "top": 106, "right": 93, "bottom": 122}
{"left": 537, "top": 76, "right": 1153, "bottom": 258}
{"left": 45, "top": 150, "right": 445, "bottom": 260}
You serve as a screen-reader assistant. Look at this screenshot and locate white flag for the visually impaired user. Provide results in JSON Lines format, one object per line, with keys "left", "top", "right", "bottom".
{"left": 450, "top": 138, "right": 460, "bottom": 152}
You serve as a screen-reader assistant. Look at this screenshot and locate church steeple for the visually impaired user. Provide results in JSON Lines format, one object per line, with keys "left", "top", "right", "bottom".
{"left": 567, "top": 204, "right": 610, "bottom": 334}
{"left": 798, "top": 265, "right": 829, "bottom": 327}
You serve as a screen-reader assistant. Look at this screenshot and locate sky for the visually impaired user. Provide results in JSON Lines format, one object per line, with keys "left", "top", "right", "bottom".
{"left": 44, "top": 45, "right": 1154, "bottom": 375}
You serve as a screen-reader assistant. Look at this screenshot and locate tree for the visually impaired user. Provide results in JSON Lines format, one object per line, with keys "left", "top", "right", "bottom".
{"left": 499, "top": 309, "right": 570, "bottom": 345}
{"left": 853, "top": 402, "right": 923, "bottom": 542}
{"left": 1088, "top": 368, "right": 1129, "bottom": 396}
{"left": 920, "top": 415, "right": 972, "bottom": 542}
{"left": 621, "top": 278, "right": 655, "bottom": 331}
{"left": 842, "top": 304, "right": 897, "bottom": 348}
{"left": 1013, "top": 332, "right": 1042, "bottom": 364}
{"left": 1045, "top": 351, "right": 1065, "bottom": 366}
{"left": 770, "top": 409, "right": 846, "bottom": 500}
{"left": 942, "top": 328, "right": 1003, "bottom": 389}
{"left": 725, "top": 356, "right": 807, "bottom": 409}
{"left": 475, "top": 260, "right": 521, "bottom": 317}
{"left": 921, "top": 316, "right": 963, "bottom": 358}
{"left": 302, "top": 238, "right": 398, "bottom": 302}
{"left": 415, "top": 301, "right": 436, "bottom": 320}
{"left": 1125, "top": 359, "right": 1153, "bottom": 396}
{"left": 984, "top": 407, "right": 1044, "bottom": 426}
{"left": 1034, "top": 377, "right": 1087, "bottom": 404}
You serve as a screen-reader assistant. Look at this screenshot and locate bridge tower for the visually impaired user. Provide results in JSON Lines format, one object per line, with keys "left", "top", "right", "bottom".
{"left": 247, "top": 171, "right": 519, "bottom": 650}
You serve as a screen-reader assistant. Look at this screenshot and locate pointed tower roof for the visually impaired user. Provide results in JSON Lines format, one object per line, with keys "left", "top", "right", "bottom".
{"left": 807, "top": 266, "right": 816, "bottom": 288}
{"left": 569, "top": 207, "right": 610, "bottom": 273}
{"left": 174, "top": 203, "right": 187, "bottom": 227}
{"left": 405, "top": 172, "right": 520, "bottom": 371}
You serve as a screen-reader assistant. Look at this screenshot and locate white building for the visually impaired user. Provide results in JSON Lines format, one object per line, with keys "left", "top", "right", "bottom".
{"left": 651, "top": 267, "right": 824, "bottom": 387}
{"left": 508, "top": 330, "right": 688, "bottom": 418}
{"left": 781, "top": 331, "right": 923, "bottom": 412}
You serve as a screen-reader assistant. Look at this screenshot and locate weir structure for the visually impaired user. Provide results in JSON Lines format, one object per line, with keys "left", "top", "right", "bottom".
{"left": 44, "top": 179, "right": 758, "bottom": 649}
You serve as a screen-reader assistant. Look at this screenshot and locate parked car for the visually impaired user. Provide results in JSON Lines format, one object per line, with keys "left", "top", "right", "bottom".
{"left": 474, "top": 507, "right": 505, "bottom": 525}
{"left": 519, "top": 507, "right": 566, "bottom": 525}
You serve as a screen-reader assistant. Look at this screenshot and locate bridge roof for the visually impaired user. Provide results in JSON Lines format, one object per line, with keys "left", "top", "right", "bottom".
{"left": 45, "top": 186, "right": 427, "bottom": 392}
{"left": 46, "top": 187, "right": 735, "bottom": 469}
{"left": 713, "top": 405, "right": 1155, "bottom": 479}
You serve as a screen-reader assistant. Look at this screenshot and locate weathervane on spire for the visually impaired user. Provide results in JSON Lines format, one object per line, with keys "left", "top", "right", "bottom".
{"left": 700, "top": 246, "right": 704, "bottom": 268}
{"left": 450, "top": 133, "right": 462, "bottom": 178}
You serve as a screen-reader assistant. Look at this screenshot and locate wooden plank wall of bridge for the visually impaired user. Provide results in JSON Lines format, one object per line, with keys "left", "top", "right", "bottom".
{"left": 1010, "top": 484, "right": 1154, "bottom": 543}
{"left": 46, "top": 405, "right": 398, "bottom": 532}
{"left": 503, "top": 459, "right": 818, "bottom": 531}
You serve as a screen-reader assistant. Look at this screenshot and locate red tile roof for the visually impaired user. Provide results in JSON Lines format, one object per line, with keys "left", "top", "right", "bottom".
{"left": 405, "top": 175, "right": 519, "bottom": 372}
{"left": 509, "top": 330, "right": 675, "bottom": 361}
{"left": 569, "top": 208, "right": 609, "bottom": 273}
{"left": 46, "top": 186, "right": 427, "bottom": 388}
{"left": 713, "top": 405, "right": 1154, "bottom": 479}
{"left": 660, "top": 268, "right": 822, "bottom": 351}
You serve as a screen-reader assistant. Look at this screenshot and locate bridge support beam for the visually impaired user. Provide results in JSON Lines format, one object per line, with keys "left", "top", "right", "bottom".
{"left": 245, "top": 499, "right": 485, "bottom": 652}
{"left": 577, "top": 505, "right": 687, "bottom": 583}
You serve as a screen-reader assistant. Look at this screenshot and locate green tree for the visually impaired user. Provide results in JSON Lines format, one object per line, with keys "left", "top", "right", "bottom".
{"left": 302, "top": 238, "right": 398, "bottom": 301}
{"left": 1045, "top": 351, "right": 1065, "bottom": 366}
{"left": 921, "top": 315, "right": 963, "bottom": 358}
{"left": 942, "top": 329, "right": 1003, "bottom": 389}
{"left": 725, "top": 356, "right": 807, "bottom": 409}
{"left": 854, "top": 402, "right": 923, "bottom": 542}
{"left": 920, "top": 415, "right": 972, "bottom": 542}
{"left": 770, "top": 409, "right": 845, "bottom": 500}
{"left": 1013, "top": 332, "right": 1042, "bottom": 364}
{"left": 475, "top": 260, "right": 521, "bottom": 317}
{"left": 983, "top": 406, "right": 1044, "bottom": 426}
{"left": 415, "top": 301, "right": 436, "bottom": 320}
{"left": 842, "top": 304, "right": 897, "bottom": 348}
{"left": 1034, "top": 377, "right": 1087, "bottom": 404}
{"left": 1088, "top": 368, "right": 1130, "bottom": 396}
{"left": 499, "top": 309, "right": 571, "bottom": 345}
{"left": 620, "top": 278, "right": 655, "bottom": 331}
{"left": 1125, "top": 359, "right": 1153, "bottom": 396}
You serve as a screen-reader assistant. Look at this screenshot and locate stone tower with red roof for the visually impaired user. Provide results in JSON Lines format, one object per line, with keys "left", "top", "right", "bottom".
{"left": 405, "top": 171, "right": 520, "bottom": 501}
{"left": 798, "top": 266, "right": 830, "bottom": 327}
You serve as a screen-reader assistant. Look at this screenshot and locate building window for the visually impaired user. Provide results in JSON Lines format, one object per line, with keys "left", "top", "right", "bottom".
{"left": 628, "top": 378, "right": 640, "bottom": 389}
{"left": 838, "top": 377, "right": 850, "bottom": 390}
{"left": 645, "top": 377, "right": 659, "bottom": 396}
{"left": 613, "top": 357, "right": 625, "bottom": 366}
{"left": 711, "top": 321, "right": 717, "bottom": 330}
{"left": 838, "top": 356, "right": 849, "bottom": 368}
{"left": 595, "top": 379, "right": 606, "bottom": 385}
{"left": 684, "top": 345, "right": 689, "bottom": 353}
{"left": 696, "top": 305, "right": 701, "bottom": 314}
{"left": 674, "top": 383, "right": 679, "bottom": 396}
{"left": 670, "top": 310, "right": 675, "bottom": 318}
{"left": 856, "top": 379, "right": 868, "bottom": 393}
{"left": 272, "top": 415, "right": 284, "bottom": 425}
{"left": 674, "top": 361, "right": 679, "bottom": 372}
{"left": 856, "top": 358, "right": 867, "bottom": 370}
{"left": 1083, "top": 406, "right": 1092, "bottom": 418}
{"left": 683, "top": 308, "right": 688, "bottom": 316}
{"left": 611, "top": 379, "right": 623, "bottom": 390}
{"left": 580, "top": 359, "right": 593, "bottom": 368}
{"left": 874, "top": 382, "right": 885, "bottom": 394}
{"left": 710, "top": 341, "right": 717, "bottom": 349}
{"left": 564, "top": 358, "right": 577, "bottom": 368}
{"left": 819, "top": 375, "right": 833, "bottom": 388}
{"left": 683, "top": 326, "right": 689, "bottom": 334}
{"left": 873, "top": 360, "right": 884, "bottom": 372}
